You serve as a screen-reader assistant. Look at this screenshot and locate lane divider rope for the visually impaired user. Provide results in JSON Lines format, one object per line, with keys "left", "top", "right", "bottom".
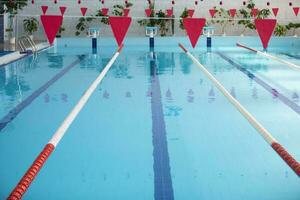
{"left": 237, "top": 43, "right": 300, "bottom": 72}
{"left": 7, "top": 45, "right": 124, "bottom": 200}
{"left": 179, "top": 43, "right": 300, "bottom": 177}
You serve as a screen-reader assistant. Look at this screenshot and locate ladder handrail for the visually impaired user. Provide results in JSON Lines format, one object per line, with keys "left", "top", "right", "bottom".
{"left": 17, "top": 36, "right": 37, "bottom": 53}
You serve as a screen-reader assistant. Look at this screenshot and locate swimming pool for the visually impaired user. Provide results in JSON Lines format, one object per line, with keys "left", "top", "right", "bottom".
{"left": 0, "top": 37, "right": 300, "bottom": 199}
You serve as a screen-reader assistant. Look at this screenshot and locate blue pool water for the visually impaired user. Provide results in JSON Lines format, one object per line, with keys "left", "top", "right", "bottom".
{"left": 0, "top": 37, "right": 300, "bottom": 199}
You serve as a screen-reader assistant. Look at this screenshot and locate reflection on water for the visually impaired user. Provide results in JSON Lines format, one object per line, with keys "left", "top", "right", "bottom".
{"left": 0, "top": 64, "right": 30, "bottom": 102}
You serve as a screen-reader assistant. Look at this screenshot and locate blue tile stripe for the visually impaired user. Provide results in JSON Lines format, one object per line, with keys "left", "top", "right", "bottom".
{"left": 216, "top": 52, "right": 300, "bottom": 115}
{"left": 150, "top": 55, "right": 174, "bottom": 200}
{"left": 0, "top": 55, "right": 85, "bottom": 132}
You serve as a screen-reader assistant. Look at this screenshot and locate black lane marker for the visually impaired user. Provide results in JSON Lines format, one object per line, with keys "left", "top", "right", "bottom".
{"left": 216, "top": 52, "right": 300, "bottom": 115}
{"left": 150, "top": 53, "right": 174, "bottom": 200}
{"left": 0, "top": 55, "right": 85, "bottom": 131}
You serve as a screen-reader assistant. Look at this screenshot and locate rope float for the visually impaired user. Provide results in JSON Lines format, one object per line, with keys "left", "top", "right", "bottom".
{"left": 237, "top": 43, "right": 300, "bottom": 72}
{"left": 179, "top": 43, "right": 300, "bottom": 177}
{"left": 7, "top": 45, "right": 124, "bottom": 200}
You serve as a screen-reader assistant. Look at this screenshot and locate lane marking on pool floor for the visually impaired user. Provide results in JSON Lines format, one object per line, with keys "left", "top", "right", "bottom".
{"left": 149, "top": 53, "right": 174, "bottom": 200}
{"left": 216, "top": 52, "right": 300, "bottom": 116}
{"left": 282, "top": 53, "right": 300, "bottom": 60}
{"left": 0, "top": 55, "right": 85, "bottom": 132}
{"left": 236, "top": 43, "right": 300, "bottom": 72}
{"left": 7, "top": 46, "right": 123, "bottom": 200}
{"left": 179, "top": 43, "right": 300, "bottom": 178}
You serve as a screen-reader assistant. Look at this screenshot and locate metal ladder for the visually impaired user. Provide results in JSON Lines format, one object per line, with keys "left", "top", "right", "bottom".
{"left": 18, "top": 36, "right": 37, "bottom": 53}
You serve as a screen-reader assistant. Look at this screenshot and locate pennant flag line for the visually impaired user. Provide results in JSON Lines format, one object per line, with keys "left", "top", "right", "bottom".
{"left": 41, "top": 6, "right": 48, "bottom": 14}
{"left": 59, "top": 6, "right": 66, "bottom": 15}
{"left": 272, "top": 8, "right": 279, "bottom": 17}
{"left": 41, "top": 15, "right": 63, "bottom": 45}
{"left": 209, "top": 9, "right": 216, "bottom": 17}
{"left": 183, "top": 18, "right": 206, "bottom": 48}
{"left": 255, "top": 19, "right": 277, "bottom": 49}
{"left": 123, "top": 8, "right": 130, "bottom": 16}
{"left": 166, "top": 9, "right": 173, "bottom": 17}
{"left": 229, "top": 9, "right": 236, "bottom": 17}
{"left": 80, "top": 7, "right": 87, "bottom": 16}
{"left": 188, "top": 9, "right": 195, "bottom": 17}
{"left": 101, "top": 8, "right": 109, "bottom": 16}
{"left": 109, "top": 16, "right": 132, "bottom": 46}
{"left": 293, "top": 7, "right": 299, "bottom": 16}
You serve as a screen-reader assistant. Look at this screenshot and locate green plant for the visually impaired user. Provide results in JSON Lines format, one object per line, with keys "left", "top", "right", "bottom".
{"left": 137, "top": 3, "right": 171, "bottom": 36}
{"left": 179, "top": 8, "right": 189, "bottom": 30}
{"left": 211, "top": 7, "right": 235, "bottom": 35}
{"left": 286, "top": 23, "right": 300, "bottom": 36}
{"left": 75, "top": 17, "right": 95, "bottom": 36}
{"left": 274, "top": 24, "right": 288, "bottom": 36}
{"left": 56, "top": 26, "right": 65, "bottom": 37}
{"left": 0, "top": 0, "right": 28, "bottom": 14}
{"left": 23, "top": 17, "right": 39, "bottom": 35}
{"left": 1, "top": 0, "right": 28, "bottom": 40}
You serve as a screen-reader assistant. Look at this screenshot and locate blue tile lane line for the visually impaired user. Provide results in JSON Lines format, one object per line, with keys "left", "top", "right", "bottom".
{"left": 150, "top": 54, "right": 174, "bottom": 200}
{"left": 0, "top": 55, "right": 85, "bottom": 132}
{"left": 216, "top": 52, "right": 300, "bottom": 115}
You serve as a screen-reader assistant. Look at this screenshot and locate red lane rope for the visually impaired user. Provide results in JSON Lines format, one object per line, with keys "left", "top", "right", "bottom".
{"left": 272, "top": 143, "right": 300, "bottom": 177}
{"left": 8, "top": 144, "right": 55, "bottom": 200}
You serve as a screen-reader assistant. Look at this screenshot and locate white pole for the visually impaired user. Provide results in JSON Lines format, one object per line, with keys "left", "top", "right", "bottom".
{"left": 179, "top": 43, "right": 300, "bottom": 177}
{"left": 237, "top": 43, "right": 300, "bottom": 72}
{"left": 8, "top": 45, "right": 124, "bottom": 200}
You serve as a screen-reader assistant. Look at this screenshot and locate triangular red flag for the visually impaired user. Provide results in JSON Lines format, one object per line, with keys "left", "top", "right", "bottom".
{"left": 166, "top": 9, "right": 173, "bottom": 17}
{"left": 293, "top": 7, "right": 299, "bottom": 16}
{"left": 59, "top": 6, "right": 67, "bottom": 15}
{"left": 188, "top": 9, "right": 195, "bottom": 17}
{"left": 80, "top": 7, "right": 87, "bottom": 16}
{"left": 41, "top": 6, "right": 48, "bottom": 14}
{"left": 145, "top": 8, "right": 152, "bottom": 17}
{"left": 40, "top": 15, "right": 63, "bottom": 45}
{"left": 101, "top": 8, "right": 109, "bottom": 16}
{"left": 183, "top": 18, "right": 206, "bottom": 48}
{"left": 109, "top": 16, "right": 132, "bottom": 46}
{"left": 272, "top": 8, "right": 279, "bottom": 16}
{"left": 255, "top": 19, "right": 277, "bottom": 49}
{"left": 209, "top": 9, "right": 216, "bottom": 17}
{"left": 251, "top": 8, "right": 258, "bottom": 17}
{"left": 123, "top": 8, "right": 130, "bottom": 16}
{"left": 229, "top": 9, "right": 236, "bottom": 17}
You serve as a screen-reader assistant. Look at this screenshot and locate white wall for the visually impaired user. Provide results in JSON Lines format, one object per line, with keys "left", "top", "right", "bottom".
{"left": 10, "top": 0, "right": 300, "bottom": 40}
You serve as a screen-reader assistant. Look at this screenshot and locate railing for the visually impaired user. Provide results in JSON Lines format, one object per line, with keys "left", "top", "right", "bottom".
{"left": 17, "top": 36, "right": 37, "bottom": 53}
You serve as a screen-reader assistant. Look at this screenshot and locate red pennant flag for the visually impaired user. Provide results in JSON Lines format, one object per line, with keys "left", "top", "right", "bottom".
{"left": 59, "top": 6, "right": 67, "bottom": 15}
{"left": 251, "top": 8, "right": 258, "bottom": 17}
{"left": 209, "top": 9, "right": 216, "bottom": 17}
{"left": 229, "top": 9, "right": 236, "bottom": 17}
{"left": 188, "top": 9, "right": 195, "bottom": 17}
{"left": 101, "top": 8, "right": 109, "bottom": 16}
{"left": 166, "top": 9, "right": 173, "bottom": 17}
{"left": 41, "top": 15, "right": 63, "bottom": 45}
{"left": 123, "top": 8, "right": 130, "bottom": 16}
{"left": 41, "top": 6, "right": 48, "bottom": 14}
{"left": 80, "top": 7, "right": 87, "bottom": 16}
{"left": 109, "top": 16, "right": 132, "bottom": 46}
{"left": 293, "top": 7, "right": 299, "bottom": 16}
{"left": 183, "top": 18, "right": 206, "bottom": 48}
{"left": 145, "top": 8, "right": 152, "bottom": 17}
{"left": 272, "top": 8, "right": 279, "bottom": 16}
{"left": 255, "top": 19, "right": 277, "bottom": 49}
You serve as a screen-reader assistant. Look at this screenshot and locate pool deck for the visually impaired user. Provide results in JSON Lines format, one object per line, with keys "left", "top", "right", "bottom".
{"left": 0, "top": 42, "right": 49, "bottom": 66}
